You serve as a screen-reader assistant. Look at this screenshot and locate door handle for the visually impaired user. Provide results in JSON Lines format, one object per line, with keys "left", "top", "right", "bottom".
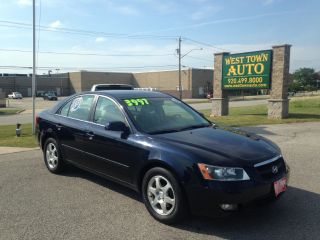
{"left": 55, "top": 124, "right": 62, "bottom": 131}
{"left": 85, "top": 131, "right": 95, "bottom": 140}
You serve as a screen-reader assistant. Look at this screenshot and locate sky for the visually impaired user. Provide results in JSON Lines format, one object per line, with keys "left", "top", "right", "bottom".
{"left": 0, "top": 0, "right": 319, "bottom": 74}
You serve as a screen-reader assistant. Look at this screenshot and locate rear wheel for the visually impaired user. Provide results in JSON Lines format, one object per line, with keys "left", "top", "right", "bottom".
{"left": 43, "top": 138, "right": 64, "bottom": 173}
{"left": 142, "top": 167, "right": 187, "bottom": 224}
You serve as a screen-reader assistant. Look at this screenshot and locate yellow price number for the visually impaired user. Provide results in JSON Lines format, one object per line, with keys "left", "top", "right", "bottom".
{"left": 124, "top": 98, "right": 149, "bottom": 106}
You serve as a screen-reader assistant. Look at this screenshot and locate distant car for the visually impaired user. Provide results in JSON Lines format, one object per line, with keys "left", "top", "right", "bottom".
{"left": 37, "top": 91, "right": 46, "bottom": 97}
{"left": 288, "top": 91, "right": 296, "bottom": 97}
{"left": 43, "top": 92, "right": 58, "bottom": 101}
{"left": 206, "top": 92, "right": 213, "bottom": 99}
{"left": 90, "top": 84, "right": 134, "bottom": 91}
{"left": 8, "top": 92, "right": 23, "bottom": 99}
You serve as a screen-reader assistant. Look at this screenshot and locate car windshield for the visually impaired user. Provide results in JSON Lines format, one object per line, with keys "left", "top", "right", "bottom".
{"left": 123, "top": 97, "right": 211, "bottom": 134}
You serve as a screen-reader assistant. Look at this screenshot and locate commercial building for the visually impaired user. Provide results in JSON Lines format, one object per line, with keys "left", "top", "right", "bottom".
{"left": 0, "top": 73, "right": 69, "bottom": 97}
{"left": 0, "top": 68, "right": 213, "bottom": 98}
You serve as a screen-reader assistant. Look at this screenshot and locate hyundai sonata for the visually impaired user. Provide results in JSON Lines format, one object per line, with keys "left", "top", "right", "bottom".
{"left": 37, "top": 90, "right": 289, "bottom": 224}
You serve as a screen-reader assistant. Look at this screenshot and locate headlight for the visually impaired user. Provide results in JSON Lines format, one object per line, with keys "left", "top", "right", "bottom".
{"left": 198, "top": 163, "right": 250, "bottom": 181}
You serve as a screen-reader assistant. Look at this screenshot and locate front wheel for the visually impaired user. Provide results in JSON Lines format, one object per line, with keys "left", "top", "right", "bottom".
{"left": 43, "top": 138, "right": 65, "bottom": 174}
{"left": 142, "top": 167, "right": 188, "bottom": 224}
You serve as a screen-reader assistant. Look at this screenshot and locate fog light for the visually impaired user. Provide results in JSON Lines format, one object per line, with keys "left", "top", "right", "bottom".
{"left": 220, "top": 204, "right": 238, "bottom": 211}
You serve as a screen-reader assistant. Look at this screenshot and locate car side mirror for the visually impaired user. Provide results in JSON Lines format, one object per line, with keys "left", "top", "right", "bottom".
{"left": 105, "top": 121, "right": 130, "bottom": 138}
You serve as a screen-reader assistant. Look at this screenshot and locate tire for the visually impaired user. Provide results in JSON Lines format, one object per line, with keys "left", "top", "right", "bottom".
{"left": 142, "top": 167, "right": 188, "bottom": 224}
{"left": 43, "top": 138, "right": 65, "bottom": 174}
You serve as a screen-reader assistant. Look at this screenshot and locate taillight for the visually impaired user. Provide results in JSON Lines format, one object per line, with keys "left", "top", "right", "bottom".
{"left": 36, "top": 115, "right": 40, "bottom": 125}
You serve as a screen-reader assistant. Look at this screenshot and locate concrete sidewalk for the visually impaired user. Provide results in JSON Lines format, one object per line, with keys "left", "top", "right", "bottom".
{"left": 0, "top": 146, "right": 39, "bottom": 155}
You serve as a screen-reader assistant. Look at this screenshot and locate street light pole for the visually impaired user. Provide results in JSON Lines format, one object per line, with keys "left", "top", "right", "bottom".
{"left": 177, "top": 37, "right": 203, "bottom": 100}
{"left": 178, "top": 36, "right": 182, "bottom": 99}
{"left": 32, "top": 0, "right": 36, "bottom": 134}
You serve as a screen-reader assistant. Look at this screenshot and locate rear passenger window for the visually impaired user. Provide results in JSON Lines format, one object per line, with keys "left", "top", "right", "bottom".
{"left": 60, "top": 101, "right": 71, "bottom": 116}
{"left": 68, "top": 95, "right": 94, "bottom": 121}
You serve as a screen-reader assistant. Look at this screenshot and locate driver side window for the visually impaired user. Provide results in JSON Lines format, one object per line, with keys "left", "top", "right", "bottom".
{"left": 93, "top": 97, "right": 125, "bottom": 126}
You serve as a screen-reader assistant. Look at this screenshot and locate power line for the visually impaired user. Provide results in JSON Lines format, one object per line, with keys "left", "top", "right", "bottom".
{"left": 0, "top": 48, "right": 175, "bottom": 57}
{"left": 0, "top": 64, "right": 178, "bottom": 70}
{"left": 183, "top": 37, "right": 232, "bottom": 52}
{"left": 0, "top": 20, "right": 179, "bottom": 40}
{"left": 185, "top": 55, "right": 213, "bottom": 62}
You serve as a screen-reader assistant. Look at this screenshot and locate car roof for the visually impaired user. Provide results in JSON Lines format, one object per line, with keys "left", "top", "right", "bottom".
{"left": 90, "top": 90, "right": 171, "bottom": 99}
{"left": 92, "top": 84, "right": 132, "bottom": 86}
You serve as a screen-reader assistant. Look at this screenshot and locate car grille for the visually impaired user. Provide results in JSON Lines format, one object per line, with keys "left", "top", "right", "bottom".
{"left": 254, "top": 156, "right": 286, "bottom": 180}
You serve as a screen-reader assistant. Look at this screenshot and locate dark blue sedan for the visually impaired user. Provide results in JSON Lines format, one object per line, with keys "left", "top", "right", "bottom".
{"left": 37, "top": 90, "right": 289, "bottom": 224}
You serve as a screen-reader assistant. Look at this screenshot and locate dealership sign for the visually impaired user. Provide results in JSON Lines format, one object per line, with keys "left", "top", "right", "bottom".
{"left": 222, "top": 50, "right": 272, "bottom": 89}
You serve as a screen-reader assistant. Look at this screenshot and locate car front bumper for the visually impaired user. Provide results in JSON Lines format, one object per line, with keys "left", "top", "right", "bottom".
{"left": 185, "top": 169, "right": 289, "bottom": 216}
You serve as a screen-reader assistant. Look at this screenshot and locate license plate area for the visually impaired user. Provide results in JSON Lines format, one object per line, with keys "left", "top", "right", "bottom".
{"left": 274, "top": 177, "right": 287, "bottom": 197}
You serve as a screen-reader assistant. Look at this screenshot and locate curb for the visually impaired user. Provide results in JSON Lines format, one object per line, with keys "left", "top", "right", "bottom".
{"left": 0, "top": 147, "right": 40, "bottom": 155}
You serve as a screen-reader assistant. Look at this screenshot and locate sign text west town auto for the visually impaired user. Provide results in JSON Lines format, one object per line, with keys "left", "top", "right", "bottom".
{"left": 211, "top": 45, "right": 291, "bottom": 119}
{"left": 222, "top": 50, "right": 272, "bottom": 89}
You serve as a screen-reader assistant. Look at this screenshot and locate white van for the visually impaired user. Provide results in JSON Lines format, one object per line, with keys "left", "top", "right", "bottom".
{"left": 90, "top": 84, "right": 134, "bottom": 91}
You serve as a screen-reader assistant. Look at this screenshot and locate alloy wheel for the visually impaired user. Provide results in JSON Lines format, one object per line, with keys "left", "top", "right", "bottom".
{"left": 46, "top": 143, "right": 58, "bottom": 169}
{"left": 147, "top": 175, "right": 176, "bottom": 216}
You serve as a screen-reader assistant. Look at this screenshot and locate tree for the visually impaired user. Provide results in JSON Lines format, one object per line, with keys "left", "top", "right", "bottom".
{"left": 293, "top": 68, "right": 317, "bottom": 91}
{"left": 288, "top": 81, "right": 302, "bottom": 92}
{"left": 316, "top": 71, "right": 320, "bottom": 90}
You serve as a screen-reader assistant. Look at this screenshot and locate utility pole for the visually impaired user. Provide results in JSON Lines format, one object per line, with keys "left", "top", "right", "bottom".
{"left": 178, "top": 36, "right": 182, "bottom": 99}
{"left": 32, "top": 0, "right": 36, "bottom": 134}
{"left": 177, "top": 37, "right": 202, "bottom": 100}
{"left": 56, "top": 69, "right": 62, "bottom": 96}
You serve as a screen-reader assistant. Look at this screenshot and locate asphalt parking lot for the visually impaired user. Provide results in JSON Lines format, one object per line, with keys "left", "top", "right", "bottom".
{"left": 0, "top": 122, "right": 319, "bottom": 240}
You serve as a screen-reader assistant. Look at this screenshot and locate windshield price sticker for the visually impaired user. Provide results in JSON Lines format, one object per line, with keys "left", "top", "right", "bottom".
{"left": 124, "top": 98, "right": 149, "bottom": 106}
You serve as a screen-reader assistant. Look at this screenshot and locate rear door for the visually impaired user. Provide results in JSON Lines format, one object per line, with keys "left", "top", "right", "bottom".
{"left": 55, "top": 94, "right": 95, "bottom": 165}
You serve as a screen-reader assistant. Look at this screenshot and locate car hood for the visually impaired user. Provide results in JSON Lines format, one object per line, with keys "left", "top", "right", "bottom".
{"left": 154, "top": 126, "right": 279, "bottom": 164}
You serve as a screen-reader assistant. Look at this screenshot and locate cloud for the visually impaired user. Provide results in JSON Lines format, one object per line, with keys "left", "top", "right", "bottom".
{"left": 191, "top": 0, "right": 208, "bottom": 3}
{"left": 115, "top": 5, "right": 139, "bottom": 16}
{"left": 17, "top": 0, "right": 32, "bottom": 6}
{"left": 95, "top": 37, "right": 106, "bottom": 43}
{"left": 191, "top": 6, "right": 223, "bottom": 20}
{"left": 140, "top": 0, "right": 178, "bottom": 14}
{"left": 191, "top": 11, "right": 207, "bottom": 21}
{"left": 49, "top": 20, "right": 62, "bottom": 29}
{"left": 263, "top": 0, "right": 275, "bottom": 6}
{"left": 134, "top": 10, "right": 301, "bottom": 35}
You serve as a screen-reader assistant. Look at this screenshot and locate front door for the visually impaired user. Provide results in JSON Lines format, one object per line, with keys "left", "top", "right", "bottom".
{"left": 82, "top": 96, "right": 143, "bottom": 184}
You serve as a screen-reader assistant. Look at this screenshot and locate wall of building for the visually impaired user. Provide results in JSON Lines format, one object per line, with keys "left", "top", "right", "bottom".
{"left": 0, "top": 68, "right": 214, "bottom": 98}
{"left": 0, "top": 91, "right": 5, "bottom": 107}
{"left": 191, "top": 69, "right": 214, "bottom": 98}
{"left": 80, "top": 71, "right": 134, "bottom": 91}
{"left": 0, "top": 74, "right": 70, "bottom": 96}
{"left": 37, "top": 74, "right": 70, "bottom": 96}
{"left": 133, "top": 69, "right": 193, "bottom": 98}
{"left": 0, "top": 77, "right": 14, "bottom": 96}
{"left": 69, "top": 72, "right": 83, "bottom": 94}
